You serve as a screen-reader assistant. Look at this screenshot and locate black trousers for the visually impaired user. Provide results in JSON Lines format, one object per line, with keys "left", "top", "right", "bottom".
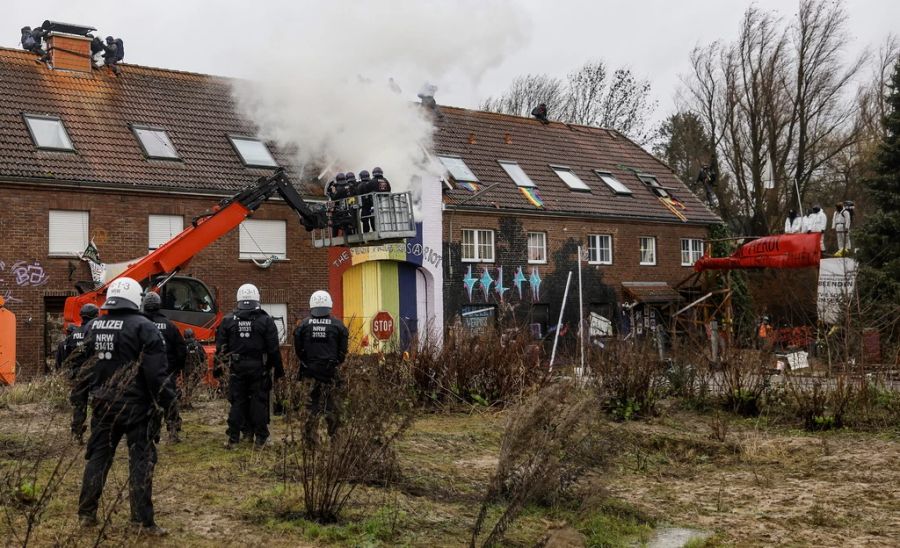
{"left": 165, "top": 375, "right": 182, "bottom": 433}
{"left": 227, "top": 366, "right": 270, "bottom": 443}
{"left": 71, "top": 396, "right": 88, "bottom": 436}
{"left": 78, "top": 408, "right": 158, "bottom": 526}
{"left": 305, "top": 380, "right": 340, "bottom": 439}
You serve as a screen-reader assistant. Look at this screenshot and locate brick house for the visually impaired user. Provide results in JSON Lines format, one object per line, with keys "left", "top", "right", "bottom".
{"left": 433, "top": 107, "right": 722, "bottom": 341}
{"left": 0, "top": 42, "right": 332, "bottom": 378}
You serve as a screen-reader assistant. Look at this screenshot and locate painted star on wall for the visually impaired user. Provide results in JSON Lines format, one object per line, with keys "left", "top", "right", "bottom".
{"left": 513, "top": 266, "right": 527, "bottom": 299}
{"left": 479, "top": 267, "right": 494, "bottom": 301}
{"left": 494, "top": 266, "right": 508, "bottom": 301}
{"left": 529, "top": 267, "right": 542, "bottom": 301}
{"left": 463, "top": 265, "right": 477, "bottom": 302}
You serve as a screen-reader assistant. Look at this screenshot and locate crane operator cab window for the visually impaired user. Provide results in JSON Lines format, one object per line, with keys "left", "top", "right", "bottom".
{"left": 156, "top": 277, "right": 217, "bottom": 327}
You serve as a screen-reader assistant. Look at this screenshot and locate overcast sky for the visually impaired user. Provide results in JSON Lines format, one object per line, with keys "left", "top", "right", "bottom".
{"left": 5, "top": 0, "right": 897, "bottom": 126}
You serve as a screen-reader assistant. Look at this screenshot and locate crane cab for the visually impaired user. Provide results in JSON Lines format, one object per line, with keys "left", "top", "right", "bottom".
{"left": 312, "top": 191, "right": 417, "bottom": 248}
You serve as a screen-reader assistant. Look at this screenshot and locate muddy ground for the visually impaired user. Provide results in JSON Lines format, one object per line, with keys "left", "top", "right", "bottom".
{"left": 0, "top": 385, "right": 898, "bottom": 547}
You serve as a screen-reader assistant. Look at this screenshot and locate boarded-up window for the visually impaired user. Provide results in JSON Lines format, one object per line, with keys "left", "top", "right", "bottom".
{"left": 148, "top": 214, "right": 184, "bottom": 251}
{"left": 239, "top": 219, "right": 287, "bottom": 260}
{"left": 49, "top": 210, "right": 89, "bottom": 256}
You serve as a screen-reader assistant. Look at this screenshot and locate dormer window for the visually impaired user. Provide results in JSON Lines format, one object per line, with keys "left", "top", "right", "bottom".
{"left": 229, "top": 136, "right": 278, "bottom": 168}
{"left": 131, "top": 125, "right": 180, "bottom": 160}
{"left": 23, "top": 114, "right": 74, "bottom": 151}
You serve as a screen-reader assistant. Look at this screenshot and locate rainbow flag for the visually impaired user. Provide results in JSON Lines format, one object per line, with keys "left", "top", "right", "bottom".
{"left": 519, "top": 187, "right": 544, "bottom": 208}
{"left": 457, "top": 181, "right": 480, "bottom": 192}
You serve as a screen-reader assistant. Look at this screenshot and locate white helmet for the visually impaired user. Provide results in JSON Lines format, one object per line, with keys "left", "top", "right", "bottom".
{"left": 236, "top": 283, "right": 261, "bottom": 310}
{"left": 309, "top": 290, "right": 333, "bottom": 317}
{"left": 102, "top": 277, "right": 143, "bottom": 310}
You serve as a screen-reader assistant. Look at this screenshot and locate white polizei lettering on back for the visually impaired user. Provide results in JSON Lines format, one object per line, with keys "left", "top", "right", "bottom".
{"left": 91, "top": 319, "right": 124, "bottom": 330}
{"left": 155, "top": 322, "right": 167, "bottom": 331}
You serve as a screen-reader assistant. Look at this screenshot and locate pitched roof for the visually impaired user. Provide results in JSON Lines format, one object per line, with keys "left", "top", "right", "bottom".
{"left": 433, "top": 106, "right": 721, "bottom": 225}
{"left": 0, "top": 47, "right": 306, "bottom": 194}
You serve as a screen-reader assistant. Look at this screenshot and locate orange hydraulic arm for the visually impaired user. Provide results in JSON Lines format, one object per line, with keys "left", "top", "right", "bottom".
{"left": 63, "top": 170, "right": 326, "bottom": 338}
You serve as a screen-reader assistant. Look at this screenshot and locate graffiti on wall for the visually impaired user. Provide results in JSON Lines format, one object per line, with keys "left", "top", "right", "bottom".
{"left": 0, "top": 259, "right": 49, "bottom": 304}
{"left": 462, "top": 265, "right": 542, "bottom": 303}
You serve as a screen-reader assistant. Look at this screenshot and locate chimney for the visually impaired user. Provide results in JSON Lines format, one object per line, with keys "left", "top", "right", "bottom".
{"left": 47, "top": 33, "right": 92, "bottom": 72}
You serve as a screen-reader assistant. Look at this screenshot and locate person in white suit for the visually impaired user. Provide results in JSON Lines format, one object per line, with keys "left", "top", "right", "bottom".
{"left": 784, "top": 210, "right": 803, "bottom": 234}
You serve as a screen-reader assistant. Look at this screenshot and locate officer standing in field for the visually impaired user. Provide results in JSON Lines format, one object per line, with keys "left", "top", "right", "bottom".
{"left": 215, "top": 283, "right": 284, "bottom": 449}
{"left": 294, "top": 290, "right": 348, "bottom": 443}
{"left": 73, "top": 277, "right": 175, "bottom": 536}
{"left": 142, "top": 291, "right": 187, "bottom": 443}
{"left": 67, "top": 303, "right": 100, "bottom": 444}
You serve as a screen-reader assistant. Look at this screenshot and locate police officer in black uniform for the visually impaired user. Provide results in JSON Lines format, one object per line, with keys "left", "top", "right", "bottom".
{"left": 142, "top": 291, "right": 187, "bottom": 443}
{"left": 74, "top": 277, "right": 175, "bottom": 536}
{"left": 67, "top": 303, "right": 100, "bottom": 443}
{"left": 215, "top": 283, "right": 285, "bottom": 448}
{"left": 294, "top": 290, "right": 348, "bottom": 442}
{"left": 182, "top": 328, "right": 206, "bottom": 407}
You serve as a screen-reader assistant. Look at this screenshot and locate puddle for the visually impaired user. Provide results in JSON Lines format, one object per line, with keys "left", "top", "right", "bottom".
{"left": 646, "top": 527, "right": 709, "bottom": 548}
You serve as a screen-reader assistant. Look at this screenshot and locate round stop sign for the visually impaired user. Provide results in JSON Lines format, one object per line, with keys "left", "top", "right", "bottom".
{"left": 371, "top": 311, "right": 394, "bottom": 341}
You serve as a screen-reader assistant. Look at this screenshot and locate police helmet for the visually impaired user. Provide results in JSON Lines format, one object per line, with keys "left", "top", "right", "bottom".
{"left": 142, "top": 291, "right": 162, "bottom": 312}
{"left": 102, "top": 277, "right": 143, "bottom": 310}
{"left": 359, "top": 170, "right": 370, "bottom": 181}
{"left": 79, "top": 303, "right": 100, "bottom": 321}
{"left": 372, "top": 167, "right": 383, "bottom": 177}
{"left": 184, "top": 328, "right": 195, "bottom": 340}
{"left": 236, "top": 283, "right": 261, "bottom": 310}
{"left": 309, "top": 290, "right": 333, "bottom": 317}
{"left": 106, "top": 36, "right": 114, "bottom": 44}
{"left": 335, "top": 172, "right": 347, "bottom": 182}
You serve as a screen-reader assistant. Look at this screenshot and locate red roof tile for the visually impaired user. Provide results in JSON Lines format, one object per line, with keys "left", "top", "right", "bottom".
{"left": 433, "top": 106, "right": 721, "bottom": 225}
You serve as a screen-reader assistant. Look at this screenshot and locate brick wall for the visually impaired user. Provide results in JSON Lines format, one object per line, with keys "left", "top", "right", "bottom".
{"left": 0, "top": 182, "right": 329, "bottom": 378}
{"left": 442, "top": 210, "right": 710, "bottom": 329}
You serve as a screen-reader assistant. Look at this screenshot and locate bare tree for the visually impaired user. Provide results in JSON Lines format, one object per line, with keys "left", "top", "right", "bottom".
{"left": 481, "top": 60, "right": 657, "bottom": 144}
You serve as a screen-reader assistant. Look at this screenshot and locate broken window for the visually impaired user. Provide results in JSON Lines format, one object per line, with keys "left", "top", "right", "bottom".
{"left": 638, "top": 174, "right": 670, "bottom": 198}
{"left": 261, "top": 303, "right": 288, "bottom": 343}
{"left": 148, "top": 214, "right": 184, "bottom": 251}
{"left": 594, "top": 171, "right": 632, "bottom": 195}
{"left": 229, "top": 136, "right": 278, "bottom": 168}
{"left": 461, "top": 229, "right": 494, "bottom": 262}
{"left": 551, "top": 166, "right": 590, "bottom": 191}
{"left": 131, "top": 125, "right": 180, "bottom": 159}
{"left": 527, "top": 232, "right": 547, "bottom": 263}
{"left": 239, "top": 219, "right": 286, "bottom": 260}
{"left": 681, "top": 238, "right": 704, "bottom": 266}
{"left": 437, "top": 155, "right": 479, "bottom": 182}
{"left": 23, "top": 114, "right": 74, "bottom": 151}
{"left": 639, "top": 237, "right": 657, "bottom": 265}
{"left": 499, "top": 160, "right": 535, "bottom": 188}
{"left": 588, "top": 234, "right": 613, "bottom": 265}
{"left": 49, "top": 210, "right": 89, "bottom": 256}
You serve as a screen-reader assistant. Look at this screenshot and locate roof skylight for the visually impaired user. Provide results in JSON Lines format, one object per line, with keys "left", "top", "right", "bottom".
{"left": 131, "top": 125, "right": 180, "bottom": 159}
{"left": 638, "top": 174, "right": 670, "bottom": 198}
{"left": 437, "top": 155, "right": 479, "bottom": 182}
{"left": 23, "top": 114, "right": 74, "bottom": 151}
{"left": 551, "top": 166, "right": 590, "bottom": 191}
{"left": 229, "top": 136, "right": 278, "bottom": 168}
{"left": 595, "top": 171, "right": 633, "bottom": 195}
{"left": 499, "top": 160, "right": 535, "bottom": 188}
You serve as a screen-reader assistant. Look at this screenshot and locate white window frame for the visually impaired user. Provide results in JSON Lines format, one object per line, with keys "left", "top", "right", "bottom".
{"left": 261, "top": 303, "right": 288, "bottom": 343}
{"left": 498, "top": 160, "right": 536, "bottom": 188}
{"left": 228, "top": 135, "right": 278, "bottom": 168}
{"left": 527, "top": 232, "right": 547, "bottom": 264}
{"left": 148, "top": 214, "right": 184, "bottom": 251}
{"left": 437, "top": 155, "right": 479, "bottom": 182}
{"left": 550, "top": 165, "right": 590, "bottom": 192}
{"left": 130, "top": 124, "right": 180, "bottom": 160}
{"left": 640, "top": 237, "right": 657, "bottom": 266}
{"left": 49, "top": 210, "right": 89, "bottom": 257}
{"left": 239, "top": 219, "right": 287, "bottom": 260}
{"left": 681, "top": 238, "right": 704, "bottom": 266}
{"left": 461, "top": 229, "right": 495, "bottom": 263}
{"left": 594, "top": 170, "right": 632, "bottom": 195}
{"left": 23, "top": 114, "right": 75, "bottom": 151}
{"left": 588, "top": 234, "right": 613, "bottom": 265}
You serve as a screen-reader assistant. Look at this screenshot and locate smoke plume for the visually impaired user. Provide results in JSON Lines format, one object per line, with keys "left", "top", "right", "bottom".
{"left": 230, "top": 1, "right": 530, "bottom": 203}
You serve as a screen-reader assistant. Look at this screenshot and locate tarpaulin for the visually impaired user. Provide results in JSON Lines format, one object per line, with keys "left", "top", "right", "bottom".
{"left": 694, "top": 233, "right": 821, "bottom": 272}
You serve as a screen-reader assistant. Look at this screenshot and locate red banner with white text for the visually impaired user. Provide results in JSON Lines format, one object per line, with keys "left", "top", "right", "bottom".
{"left": 694, "top": 233, "right": 821, "bottom": 272}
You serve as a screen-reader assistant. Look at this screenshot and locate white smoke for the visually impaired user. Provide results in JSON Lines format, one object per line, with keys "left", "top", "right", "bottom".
{"left": 229, "top": 0, "right": 530, "bottom": 204}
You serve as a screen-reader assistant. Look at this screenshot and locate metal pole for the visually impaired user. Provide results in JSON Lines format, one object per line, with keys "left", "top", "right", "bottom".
{"left": 577, "top": 246, "right": 585, "bottom": 376}
{"left": 549, "top": 271, "right": 573, "bottom": 372}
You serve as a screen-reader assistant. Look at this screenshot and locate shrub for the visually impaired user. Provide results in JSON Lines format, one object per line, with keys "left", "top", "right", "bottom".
{"left": 589, "top": 341, "right": 665, "bottom": 420}
{"left": 717, "top": 350, "right": 770, "bottom": 416}
{"left": 784, "top": 372, "right": 859, "bottom": 431}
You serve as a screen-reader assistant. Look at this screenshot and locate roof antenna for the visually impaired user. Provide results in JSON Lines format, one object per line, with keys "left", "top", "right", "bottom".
{"left": 531, "top": 103, "right": 550, "bottom": 125}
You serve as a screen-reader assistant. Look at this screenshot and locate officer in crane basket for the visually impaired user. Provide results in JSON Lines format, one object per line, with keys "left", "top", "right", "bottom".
{"left": 142, "top": 292, "right": 187, "bottom": 443}
{"left": 73, "top": 277, "right": 175, "bottom": 536}
{"left": 215, "top": 284, "right": 285, "bottom": 449}
{"left": 66, "top": 303, "right": 100, "bottom": 444}
{"left": 294, "top": 290, "right": 349, "bottom": 443}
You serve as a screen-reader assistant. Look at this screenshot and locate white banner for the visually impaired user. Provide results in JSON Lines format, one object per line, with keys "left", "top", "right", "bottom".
{"left": 817, "top": 258, "right": 857, "bottom": 325}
